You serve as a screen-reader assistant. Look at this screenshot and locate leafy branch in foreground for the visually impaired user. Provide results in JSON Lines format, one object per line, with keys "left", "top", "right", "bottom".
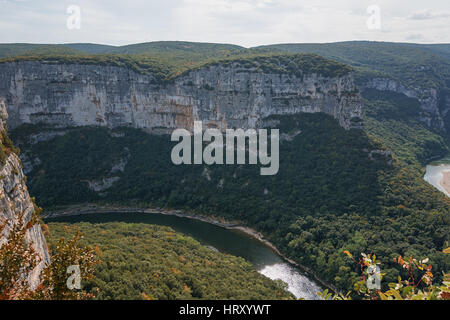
{"left": 0, "top": 211, "right": 40, "bottom": 299}
{"left": 0, "top": 207, "right": 100, "bottom": 300}
{"left": 318, "top": 249, "right": 450, "bottom": 300}
{"left": 33, "top": 225, "right": 101, "bottom": 300}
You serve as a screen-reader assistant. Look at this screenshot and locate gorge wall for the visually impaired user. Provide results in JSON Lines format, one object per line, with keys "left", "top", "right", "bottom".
{"left": 0, "top": 60, "right": 363, "bottom": 132}
{"left": 362, "top": 78, "right": 450, "bottom": 132}
{"left": 0, "top": 99, "right": 50, "bottom": 290}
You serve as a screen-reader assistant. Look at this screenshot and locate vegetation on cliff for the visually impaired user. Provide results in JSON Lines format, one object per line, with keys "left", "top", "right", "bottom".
{"left": 255, "top": 41, "right": 450, "bottom": 90}
{"left": 12, "top": 112, "right": 450, "bottom": 295}
{"left": 179, "top": 53, "right": 351, "bottom": 78}
{"left": 1, "top": 41, "right": 448, "bottom": 89}
{"left": 0, "top": 118, "right": 99, "bottom": 299}
{"left": 0, "top": 51, "right": 351, "bottom": 84}
{"left": 3, "top": 40, "right": 450, "bottom": 299}
{"left": 363, "top": 89, "right": 449, "bottom": 169}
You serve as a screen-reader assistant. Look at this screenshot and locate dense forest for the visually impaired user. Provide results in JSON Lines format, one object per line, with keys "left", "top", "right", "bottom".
{"left": 45, "top": 222, "right": 294, "bottom": 300}
{"left": 3, "top": 40, "right": 450, "bottom": 296}
{"left": 363, "top": 89, "right": 449, "bottom": 168}
{"left": 0, "top": 51, "right": 351, "bottom": 84}
{"left": 255, "top": 41, "right": 450, "bottom": 90}
{"left": 11, "top": 112, "right": 450, "bottom": 294}
{"left": 1, "top": 41, "right": 449, "bottom": 89}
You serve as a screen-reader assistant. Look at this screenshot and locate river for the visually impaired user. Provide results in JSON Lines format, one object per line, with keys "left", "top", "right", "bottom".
{"left": 424, "top": 154, "right": 450, "bottom": 197}
{"left": 46, "top": 211, "right": 322, "bottom": 300}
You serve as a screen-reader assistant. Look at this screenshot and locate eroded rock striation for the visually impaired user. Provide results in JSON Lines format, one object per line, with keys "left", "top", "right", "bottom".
{"left": 362, "top": 78, "right": 449, "bottom": 132}
{"left": 0, "top": 58, "right": 363, "bottom": 132}
{"left": 0, "top": 99, "right": 50, "bottom": 290}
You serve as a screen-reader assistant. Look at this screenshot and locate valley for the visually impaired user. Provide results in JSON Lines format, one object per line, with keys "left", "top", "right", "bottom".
{"left": 1, "top": 41, "right": 449, "bottom": 300}
{"left": 45, "top": 210, "right": 322, "bottom": 299}
{"left": 44, "top": 220, "right": 296, "bottom": 300}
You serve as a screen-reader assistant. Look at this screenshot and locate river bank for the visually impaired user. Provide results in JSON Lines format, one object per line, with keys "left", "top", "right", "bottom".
{"left": 424, "top": 162, "right": 450, "bottom": 198}
{"left": 43, "top": 204, "right": 337, "bottom": 293}
{"left": 440, "top": 171, "right": 450, "bottom": 195}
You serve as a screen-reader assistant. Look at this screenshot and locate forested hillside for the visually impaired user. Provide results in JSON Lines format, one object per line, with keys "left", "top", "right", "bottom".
{"left": 45, "top": 222, "right": 294, "bottom": 300}
{"left": 4, "top": 40, "right": 450, "bottom": 295}
{"left": 254, "top": 41, "right": 450, "bottom": 134}
{"left": 255, "top": 41, "right": 450, "bottom": 89}
{"left": 363, "top": 89, "right": 449, "bottom": 168}
{"left": 2, "top": 41, "right": 449, "bottom": 89}
{"left": 11, "top": 112, "right": 450, "bottom": 294}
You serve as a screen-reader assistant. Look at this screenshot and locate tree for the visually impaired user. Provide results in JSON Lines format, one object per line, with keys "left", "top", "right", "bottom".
{"left": 0, "top": 211, "right": 40, "bottom": 299}
{"left": 318, "top": 249, "right": 450, "bottom": 300}
{"left": 0, "top": 208, "right": 100, "bottom": 300}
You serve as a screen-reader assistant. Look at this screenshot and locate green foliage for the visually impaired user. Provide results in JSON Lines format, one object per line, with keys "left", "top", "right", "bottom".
{"left": 322, "top": 250, "right": 450, "bottom": 300}
{"left": 0, "top": 204, "right": 98, "bottom": 300}
{"left": 0, "top": 43, "right": 82, "bottom": 58}
{"left": 363, "top": 89, "right": 449, "bottom": 169}
{"left": 36, "top": 227, "right": 99, "bottom": 300}
{"left": 0, "top": 54, "right": 174, "bottom": 84}
{"left": 3, "top": 40, "right": 450, "bottom": 299}
{"left": 181, "top": 53, "right": 352, "bottom": 78}
{"left": 45, "top": 222, "right": 295, "bottom": 300}
{"left": 256, "top": 41, "right": 450, "bottom": 90}
{"left": 2, "top": 41, "right": 449, "bottom": 90}
{"left": 0, "top": 128, "right": 20, "bottom": 165}
{"left": 12, "top": 113, "right": 450, "bottom": 295}
{"left": 0, "top": 52, "right": 351, "bottom": 84}
{"left": 0, "top": 211, "right": 41, "bottom": 299}
{"left": 0, "top": 124, "right": 98, "bottom": 300}
{"left": 13, "top": 114, "right": 384, "bottom": 215}
{"left": 253, "top": 41, "right": 450, "bottom": 134}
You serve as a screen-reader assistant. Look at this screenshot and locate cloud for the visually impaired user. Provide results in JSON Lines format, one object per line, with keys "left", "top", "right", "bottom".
{"left": 408, "top": 10, "right": 450, "bottom": 20}
{"left": 0, "top": 0, "right": 449, "bottom": 45}
{"left": 405, "top": 33, "right": 427, "bottom": 41}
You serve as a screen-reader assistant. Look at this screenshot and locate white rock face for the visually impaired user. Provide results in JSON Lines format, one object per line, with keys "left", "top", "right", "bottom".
{"left": 363, "top": 78, "right": 448, "bottom": 132}
{"left": 0, "top": 99, "right": 50, "bottom": 290}
{"left": 87, "top": 177, "right": 120, "bottom": 192}
{"left": 0, "top": 61, "right": 363, "bottom": 132}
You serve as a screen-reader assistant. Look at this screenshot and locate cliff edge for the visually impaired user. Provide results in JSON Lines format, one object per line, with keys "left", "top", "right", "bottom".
{"left": 0, "top": 54, "right": 363, "bottom": 132}
{"left": 0, "top": 99, "right": 50, "bottom": 290}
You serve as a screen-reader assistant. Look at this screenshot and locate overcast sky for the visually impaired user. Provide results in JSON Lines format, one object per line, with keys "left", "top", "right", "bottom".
{"left": 1, "top": 0, "right": 449, "bottom": 47}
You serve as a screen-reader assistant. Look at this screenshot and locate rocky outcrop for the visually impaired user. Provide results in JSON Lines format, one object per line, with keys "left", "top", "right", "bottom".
{"left": 0, "top": 60, "right": 363, "bottom": 132}
{"left": 0, "top": 99, "right": 50, "bottom": 290}
{"left": 362, "top": 78, "right": 448, "bottom": 132}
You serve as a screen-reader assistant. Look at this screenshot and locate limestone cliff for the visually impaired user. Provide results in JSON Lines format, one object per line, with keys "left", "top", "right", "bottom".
{"left": 0, "top": 99, "right": 50, "bottom": 290}
{"left": 362, "top": 78, "right": 449, "bottom": 132}
{"left": 0, "top": 58, "right": 363, "bottom": 132}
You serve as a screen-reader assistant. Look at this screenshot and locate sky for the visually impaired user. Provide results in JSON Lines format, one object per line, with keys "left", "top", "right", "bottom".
{"left": 0, "top": 0, "right": 449, "bottom": 47}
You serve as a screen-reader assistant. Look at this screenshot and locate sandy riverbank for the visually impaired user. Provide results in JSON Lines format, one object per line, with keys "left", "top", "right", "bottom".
{"left": 43, "top": 204, "right": 337, "bottom": 292}
{"left": 440, "top": 171, "right": 450, "bottom": 195}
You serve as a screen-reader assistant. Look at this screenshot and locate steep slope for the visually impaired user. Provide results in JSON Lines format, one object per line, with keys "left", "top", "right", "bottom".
{"left": 2, "top": 40, "right": 449, "bottom": 133}
{"left": 0, "top": 54, "right": 362, "bottom": 131}
{"left": 0, "top": 99, "right": 50, "bottom": 290}
{"left": 2, "top": 45, "right": 449, "bottom": 294}
{"left": 10, "top": 113, "right": 450, "bottom": 293}
{"left": 255, "top": 41, "right": 450, "bottom": 133}
{"left": 0, "top": 95, "right": 296, "bottom": 299}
